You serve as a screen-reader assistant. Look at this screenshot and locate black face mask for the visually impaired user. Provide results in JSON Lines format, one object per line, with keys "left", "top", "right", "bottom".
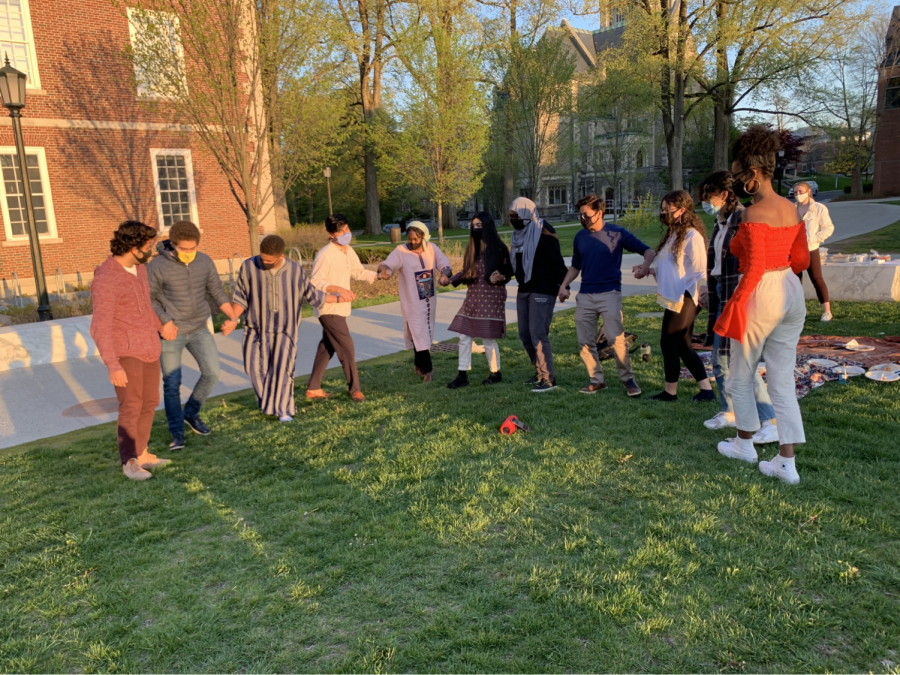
{"left": 733, "top": 181, "right": 751, "bottom": 200}
{"left": 262, "top": 257, "right": 282, "bottom": 270}
{"left": 471, "top": 229, "right": 483, "bottom": 242}
{"left": 510, "top": 216, "right": 526, "bottom": 230}
{"left": 133, "top": 248, "right": 152, "bottom": 265}
{"left": 659, "top": 212, "right": 678, "bottom": 228}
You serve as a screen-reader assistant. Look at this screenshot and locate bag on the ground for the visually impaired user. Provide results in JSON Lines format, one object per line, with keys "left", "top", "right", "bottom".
{"left": 596, "top": 331, "right": 638, "bottom": 360}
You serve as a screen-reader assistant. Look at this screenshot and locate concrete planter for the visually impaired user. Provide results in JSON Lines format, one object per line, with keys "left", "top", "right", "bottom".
{"left": 801, "top": 262, "right": 900, "bottom": 303}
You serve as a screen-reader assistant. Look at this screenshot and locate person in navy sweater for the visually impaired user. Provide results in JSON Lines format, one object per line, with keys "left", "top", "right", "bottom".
{"left": 558, "top": 194, "right": 654, "bottom": 397}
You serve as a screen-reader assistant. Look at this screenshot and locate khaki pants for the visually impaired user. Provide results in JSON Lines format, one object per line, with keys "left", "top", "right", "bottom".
{"left": 575, "top": 291, "right": 634, "bottom": 385}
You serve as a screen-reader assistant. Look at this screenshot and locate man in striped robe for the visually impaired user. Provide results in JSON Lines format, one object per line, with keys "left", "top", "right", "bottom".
{"left": 225, "top": 235, "right": 351, "bottom": 422}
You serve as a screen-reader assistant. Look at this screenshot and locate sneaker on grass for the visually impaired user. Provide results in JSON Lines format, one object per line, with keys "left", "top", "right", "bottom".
{"left": 532, "top": 380, "right": 557, "bottom": 393}
{"left": 759, "top": 454, "right": 800, "bottom": 484}
{"left": 185, "top": 416, "right": 210, "bottom": 436}
{"left": 169, "top": 433, "right": 185, "bottom": 450}
{"left": 717, "top": 437, "right": 758, "bottom": 463}
{"left": 123, "top": 458, "right": 152, "bottom": 480}
{"left": 751, "top": 420, "right": 779, "bottom": 444}
{"left": 579, "top": 382, "right": 607, "bottom": 394}
{"left": 279, "top": 415, "right": 293, "bottom": 423}
{"left": 704, "top": 411, "right": 735, "bottom": 429}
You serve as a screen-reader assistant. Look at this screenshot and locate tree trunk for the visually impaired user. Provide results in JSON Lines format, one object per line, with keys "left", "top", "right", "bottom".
{"left": 308, "top": 195, "right": 314, "bottom": 224}
{"left": 437, "top": 199, "right": 444, "bottom": 243}
{"left": 364, "top": 142, "right": 382, "bottom": 235}
{"left": 247, "top": 210, "right": 260, "bottom": 256}
{"left": 712, "top": 94, "right": 731, "bottom": 172}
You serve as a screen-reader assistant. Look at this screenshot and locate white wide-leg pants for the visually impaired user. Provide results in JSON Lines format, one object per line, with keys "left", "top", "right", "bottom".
{"left": 726, "top": 268, "right": 807, "bottom": 445}
{"left": 458, "top": 334, "right": 500, "bottom": 372}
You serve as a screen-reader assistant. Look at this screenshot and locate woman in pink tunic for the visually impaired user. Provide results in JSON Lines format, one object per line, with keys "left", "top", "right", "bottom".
{"left": 378, "top": 222, "right": 451, "bottom": 382}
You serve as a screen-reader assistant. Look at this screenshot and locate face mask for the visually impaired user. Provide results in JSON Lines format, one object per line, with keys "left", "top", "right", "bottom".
{"left": 133, "top": 248, "right": 152, "bottom": 265}
{"left": 471, "top": 229, "right": 483, "bottom": 242}
{"left": 796, "top": 193, "right": 810, "bottom": 204}
{"left": 335, "top": 232, "right": 352, "bottom": 246}
{"left": 659, "top": 211, "right": 678, "bottom": 227}
{"left": 701, "top": 201, "right": 721, "bottom": 216}
{"left": 510, "top": 216, "right": 526, "bottom": 231}
{"left": 177, "top": 249, "right": 197, "bottom": 264}
{"left": 262, "top": 257, "right": 282, "bottom": 270}
{"left": 734, "top": 172, "right": 758, "bottom": 199}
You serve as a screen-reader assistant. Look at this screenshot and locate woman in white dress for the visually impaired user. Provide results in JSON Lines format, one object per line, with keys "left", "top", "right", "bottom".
{"left": 378, "top": 221, "right": 451, "bottom": 383}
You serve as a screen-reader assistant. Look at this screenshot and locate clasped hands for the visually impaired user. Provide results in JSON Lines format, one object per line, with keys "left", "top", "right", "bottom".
{"left": 631, "top": 263, "right": 655, "bottom": 280}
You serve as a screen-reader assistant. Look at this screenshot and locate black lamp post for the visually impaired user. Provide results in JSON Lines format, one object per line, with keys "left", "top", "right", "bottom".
{"left": 776, "top": 149, "right": 785, "bottom": 198}
{"left": 0, "top": 56, "right": 51, "bottom": 321}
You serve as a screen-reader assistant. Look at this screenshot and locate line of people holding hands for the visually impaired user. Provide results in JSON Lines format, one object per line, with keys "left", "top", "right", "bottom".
{"left": 92, "top": 124, "right": 811, "bottom": 485}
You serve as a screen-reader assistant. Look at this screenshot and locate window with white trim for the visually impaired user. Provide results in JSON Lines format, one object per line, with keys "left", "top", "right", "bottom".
{"left": 0, "top": 0, "right": 41, "bottom": 88}
{"left": 151, "top": 149, "right": 199, "bottom": 229}
{"left": 127, "top": 7, "right": 186, "bottom": 98}
{"left": 547, "top": 185, "right": 567, "bottom": 205}
{"left": 0, "top": 147, "right": 56, "bottom": 240}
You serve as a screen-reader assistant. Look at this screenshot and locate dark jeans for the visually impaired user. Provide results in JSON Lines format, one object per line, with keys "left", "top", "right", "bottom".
{"left": 660, "top": 293, "right": 708, "bottom": 384}
{"left": 797, "top": 250, "right": 829, "bottom": 304}
{"left": 414, "top": 349, "right": 433, "bottom": 374}
{"left": 309, "top": 315, "right": 361, "bottom": 393}
{"left": 115, "top": 358, "right": 160, "bottom": 464}
{"left": 160, "top": 327, "right": 220, "bottom": 435}
{"left": 517, "top": 292, "right": 556, "bottom": 383}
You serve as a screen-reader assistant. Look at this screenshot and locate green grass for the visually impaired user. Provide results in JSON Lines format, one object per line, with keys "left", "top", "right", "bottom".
{"left": 3, "top": 296, "right": 900, "bottom": 673}
{"left": 829, "top": 216, "right": 900, "bottom": 254}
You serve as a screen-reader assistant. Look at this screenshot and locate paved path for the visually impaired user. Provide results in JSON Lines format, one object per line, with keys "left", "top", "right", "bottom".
{"left": 823, "top": 201, "right": 900, "bottom": 243}
{"left": 0, "top": 267, "right": 657, "bottom": 450}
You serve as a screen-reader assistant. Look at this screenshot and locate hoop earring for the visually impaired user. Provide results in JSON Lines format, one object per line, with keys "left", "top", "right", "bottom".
{"left": 746, "top": 179, "right": 761, "bottom": 195}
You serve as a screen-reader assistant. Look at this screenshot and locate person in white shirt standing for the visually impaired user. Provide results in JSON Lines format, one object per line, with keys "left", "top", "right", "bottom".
{"left": 794, "top": 181, "right": 835, "bottom": 321}
{"left": 307, "top": 214, "right": 377, "bottom": 402}
{"left": 645, "top": 190, "right": 716, "bottom": 402}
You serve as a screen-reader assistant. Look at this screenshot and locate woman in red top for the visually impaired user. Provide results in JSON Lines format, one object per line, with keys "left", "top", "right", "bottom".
{"left": 713, "top": 126, "right": 810, "bottom": 484}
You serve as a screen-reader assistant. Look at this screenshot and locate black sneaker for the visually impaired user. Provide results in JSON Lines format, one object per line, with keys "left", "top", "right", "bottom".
{"left": 649, "top": 391, "right": 677, "bottom": 402}
{"left": 169, "top": 433, "right": 185, "bottom": 450}
{"left": 482, "top": 371, "right": 502, "bottom": 385}
{"left": 624, "top": 379, "right": 642, "bottom": 397}
{"left": 447, "top": 371, "right": 469, "bottom": 389}
{"left": 184, "top": 416, "right": 211, "bottom": 435}
{"left": 524, "top": 373, "right": 539, "bottom": 386}
{"left": 692, "top": 389, "right": 717, "bottom": 402}
{"left": 532, "top": 380, "right": 557, "bottom": 393}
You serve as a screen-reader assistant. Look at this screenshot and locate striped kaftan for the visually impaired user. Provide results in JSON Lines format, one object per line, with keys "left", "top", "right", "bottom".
{"left": 233, "top": 257, "right": 326, "bottom": 417}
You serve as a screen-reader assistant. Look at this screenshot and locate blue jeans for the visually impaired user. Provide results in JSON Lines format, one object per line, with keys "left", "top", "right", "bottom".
{"left": 160, "top": 327, "right": 221, "bottom": 434}
{"left": 712, "top": 280, "right": 775, "bottom": 420}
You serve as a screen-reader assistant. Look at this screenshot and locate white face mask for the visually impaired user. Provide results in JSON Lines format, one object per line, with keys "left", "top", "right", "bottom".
{"left": 335, "top": 232, "right": 352, "bottom": 246}
{"left": 796, "top": 192, "right": 810, "bottom": 204}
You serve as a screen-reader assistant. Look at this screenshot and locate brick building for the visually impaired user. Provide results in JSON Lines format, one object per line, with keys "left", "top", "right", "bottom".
{"left": 874, "top": 6, "right": 900, "bottom": 197}
{"left": 0, "top": 0, "right": 274, "bottom": 298}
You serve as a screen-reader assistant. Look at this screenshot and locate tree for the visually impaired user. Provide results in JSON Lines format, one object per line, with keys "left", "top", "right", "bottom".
{"left": 384, "top": 0, "right": 489, "bottom": 242}
{"left": 693, "top": 0, "right": 859, "bottom": 171}
{"left": 802, "top": 12, "right": 890, "bottom": 196}
{"left": 504, "top": 33, "right": 576, "bottom": 204}
{"left": 123, "top": 0, "right": 340, "bottom": 255}
{"left": 577, "top": 50, "right": 656, "bottom": 222}
{"left": 336, "top": 0, "right": 399, "bottom": 235}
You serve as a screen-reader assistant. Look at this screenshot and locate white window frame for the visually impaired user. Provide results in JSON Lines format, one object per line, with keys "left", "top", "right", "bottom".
{"left": 0, "top": 146, "right": 57, "bottom": 241}
{"left": 127, "top": 7, "right": 187, "bottom": 99}
{"left": 150, "top": 148, "right": 199, "bottom": 232}
{"left": 0, "top": 0, "right": 42, "bottom": 89}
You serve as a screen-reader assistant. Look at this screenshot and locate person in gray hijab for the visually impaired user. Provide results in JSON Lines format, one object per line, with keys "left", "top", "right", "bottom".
{"left": 509, "top": 197, "right": 568, "bottom": 392}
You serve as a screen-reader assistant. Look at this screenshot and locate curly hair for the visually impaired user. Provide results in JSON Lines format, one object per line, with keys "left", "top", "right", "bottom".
{"left": 698, "top": 171, "right": 740, "bottom": 220}
{"left": 575, "top": 193, "right": 604, "bottom": 214}
{"left": 260, "top": 234, "right": 286, "bottom": 256}
{"left": 655, "top": 190, "right": 707, "bottom": 262}
{"left": 110, "top": 220, "right": 157, "bottom": 256}
{"left": 731, "top": 124, "right": 781, "bottom": 178}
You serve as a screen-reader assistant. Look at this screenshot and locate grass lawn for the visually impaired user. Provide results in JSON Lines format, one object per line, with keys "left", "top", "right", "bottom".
{"left": 829, "top": 212, "right": 900, "bottom": 254}
{"left": 3, "top": 296, "right": 900, "bottom": 673}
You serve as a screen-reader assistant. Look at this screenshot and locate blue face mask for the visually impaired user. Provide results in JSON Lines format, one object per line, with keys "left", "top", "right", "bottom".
{"left": 701, "top": 201, "right": 722, "bottom": 216}
{"left": 335, "top": 232, "right": 352, "bottom": 246}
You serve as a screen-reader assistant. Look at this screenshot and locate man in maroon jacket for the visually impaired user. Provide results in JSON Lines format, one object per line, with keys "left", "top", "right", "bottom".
{"left": 91, "top": 221, "right": 176, "bottom": 480}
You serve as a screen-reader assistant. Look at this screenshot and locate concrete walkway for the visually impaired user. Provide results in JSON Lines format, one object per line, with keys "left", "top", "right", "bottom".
{"left": 823, "top": 201, "right": 900, "bottom": 243}
{"left": 0, "top": 267, "right": 657, "bottom": 450}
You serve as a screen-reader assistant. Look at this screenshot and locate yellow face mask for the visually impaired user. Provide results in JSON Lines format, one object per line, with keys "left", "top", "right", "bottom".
{"left": 177, "top": 249, "right": 197, "bottom": 264}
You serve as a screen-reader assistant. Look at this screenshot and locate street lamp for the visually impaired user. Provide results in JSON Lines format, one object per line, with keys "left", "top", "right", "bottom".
{"left": 323, "top": 166, "right": 333, "bottom": 216}
{"left": 0, "top": 56, "right": 52, "bottom": 321}
{"left": 776, "top": 149, "right": 786, "bottom": 197}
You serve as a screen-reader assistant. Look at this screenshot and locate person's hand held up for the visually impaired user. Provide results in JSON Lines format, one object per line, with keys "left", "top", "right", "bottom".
{"left": 110, "top": 369, "right": 128, "bottom": 388}
{"left": 489, "top": 270, "right": 503, "bottom": 283}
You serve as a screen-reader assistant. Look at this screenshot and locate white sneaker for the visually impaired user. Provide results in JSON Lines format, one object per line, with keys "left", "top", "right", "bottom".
{"left": 717, "top": 437, "right": 758, "bottom": 463}
{"left": 279, "top": 415, "right": 293, "bottom": 423}
{"left": 820, "top": 311, "right": 833, "bottom": 322}
{"left": 704, "top": 411, "right": 736, "bottom": 429}
{"left": 759, "top": 455, "right": 800, "bottom": 484}
{"left": 751, "top": 420, "right": 779, "bottom": 444}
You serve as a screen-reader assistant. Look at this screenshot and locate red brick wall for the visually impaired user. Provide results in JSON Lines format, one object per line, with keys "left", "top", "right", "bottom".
{"left": 0, "top": 0, "right": 255, "bottom": 284}
{"left": 874, "top": 65, "right": 900, "bottom": 197}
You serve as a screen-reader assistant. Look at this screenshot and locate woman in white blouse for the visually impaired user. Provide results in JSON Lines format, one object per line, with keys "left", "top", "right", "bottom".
{"left": 794, "top": 181, "right": 834, "bottom": 321}
{"left": 645, "top": 190, "right": 716, "bottom": 402}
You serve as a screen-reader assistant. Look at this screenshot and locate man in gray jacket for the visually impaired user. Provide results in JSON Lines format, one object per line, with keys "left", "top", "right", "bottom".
{"left": 148, "top": 220, "right": 237, "bottom": 450}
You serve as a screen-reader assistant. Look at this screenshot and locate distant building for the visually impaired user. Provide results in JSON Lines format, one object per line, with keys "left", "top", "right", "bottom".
{"left": 0, "top": 0, "right": 275, "bottom": 298}
{"left": 874, "top": 5, "right": 900, "bottom": 196}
